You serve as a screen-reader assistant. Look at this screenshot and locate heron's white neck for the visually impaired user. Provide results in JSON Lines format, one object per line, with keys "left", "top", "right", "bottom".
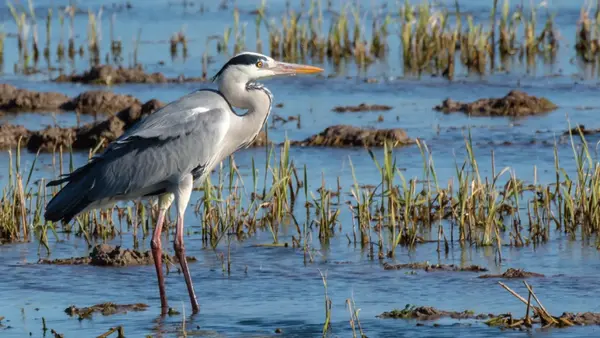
{"left": 217, "top": 75, "right": 272, "bottom": 147}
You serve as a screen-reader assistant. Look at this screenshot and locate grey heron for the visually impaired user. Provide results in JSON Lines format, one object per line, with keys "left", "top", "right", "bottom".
{"left": 44, "top": 51, "right": 323, "bottom": 314}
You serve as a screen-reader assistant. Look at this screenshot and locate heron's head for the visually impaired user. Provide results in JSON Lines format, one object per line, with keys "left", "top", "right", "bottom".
{"left": 212, "top": 52, "right": 323, "bottom": 84}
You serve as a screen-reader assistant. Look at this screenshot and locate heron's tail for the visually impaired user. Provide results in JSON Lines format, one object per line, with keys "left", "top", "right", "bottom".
{"left": 44, "top": 174, "right": 93, "bottom": 224}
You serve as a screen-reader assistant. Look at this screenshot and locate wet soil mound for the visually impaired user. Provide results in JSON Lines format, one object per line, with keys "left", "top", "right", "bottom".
{"left": 292, "top": 125, "right": 413, "bottom": 147}
{"left": 333, "top": 103, "right": 393, "bottom": 113}
{"left": 38, "top": 244, "right": 196, "bottom": 266}
{"left": 65, "top": 302, "right": 148, "bottom": 319}
{"left": 383, "top": 261, "right": 488, "bottom": 272}
{"left": 0, "top": 85, "right": 153, "bottom": 115}
{"left": 479, "top": 268, "right": 544, "bottom": 279}
{"left": 54, "top": 65, "right": 207, "bottom": 84}
{"left": 0, "top": 124, "right": 31, "bottom": 149}
{"left": 0, "top": 84, "right": 70, "bottom": 112}
{"left": 55, "top": 65, "right": 168, "bottom": 85}
{"left": 435, "top": 90, "right": 557, "bottom": 117}
{"left": 378, "top": 305, "right": 491, "bottom": 320}
{"left": 560, "top": 312, "right": 600, "bottom": 325}
{"left": 71, "top": 90, "right": 140, "bottom": 115}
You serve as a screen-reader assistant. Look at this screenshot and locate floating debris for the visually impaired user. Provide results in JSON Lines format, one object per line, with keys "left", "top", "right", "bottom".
{"left": 434, "top": 90, "right": 557, "bottom": 117}
{"left": 332, "top": 103, "right": 393, "bottom": 113}
{"left": 479, "top": 268, "right": 544, "bottom": 279}
{"left": 38, "top": 244, "right": 196, "bottom": 266}
{"left": 562, "top": 124, "right": 600, "bottom": 136}
{"left": 65, "top": 302, "right": 148, "bottom": 319}
{"left": 292, "top": 125, "right": 413, "bottom": 147}
{"left": 383, "top": 262, "right": 488, "bottom": 272}
{"left": 378, "top": 305, "right": 491, "bottom": 321}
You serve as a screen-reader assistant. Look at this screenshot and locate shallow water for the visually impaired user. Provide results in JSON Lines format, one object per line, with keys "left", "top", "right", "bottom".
{"left": 2, "top": 0, "right": 600, "bottom": 337}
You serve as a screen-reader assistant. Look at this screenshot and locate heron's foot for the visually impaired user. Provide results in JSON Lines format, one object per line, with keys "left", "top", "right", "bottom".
{"left": 160, "top": 304, "right": 170, "bottom": 316}
{"left": 191, "top": 300, "right": 200, "bottom": 314}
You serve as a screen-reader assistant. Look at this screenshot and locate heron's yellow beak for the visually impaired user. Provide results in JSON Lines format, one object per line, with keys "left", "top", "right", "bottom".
{"left": 272, "top": 61, "right": 324, "bottom": 75}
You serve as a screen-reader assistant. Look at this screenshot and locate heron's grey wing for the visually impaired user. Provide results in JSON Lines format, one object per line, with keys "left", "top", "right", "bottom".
{"left": 45, "top": 90, "right": 231, "bottom": 217}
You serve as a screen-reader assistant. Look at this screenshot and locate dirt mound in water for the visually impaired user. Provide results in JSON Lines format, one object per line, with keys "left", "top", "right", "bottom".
{"left": 0, "top": 124, "right": 31, "bottom": 149}
{"left": 378, "top": 305, "right": 492, "bottom": 320}
{"left": 435, "top": 90, "right": 557, "bottom": 117}
{"left": 332, "top": 103, "right": 393, "bottom": 113}
{"left": 383, "top": 261, "right": 488, "bottom": 272}
{"left": 65, "top": 302, "right": 148, "bottom": 319}
{"left": 0, "top": 85, "right": 152, "bottom": 115}
{"left": 292, "top": 125, "right": 413, "bottom": 147}
{"left": 560, "top": 312, "right": 600, "bottom": 325}
{"left": 478, "top": 268, "right": 544, "bottom": 279}
{"left": 38, "top": 244, "right": 196, "bottom": 266}
{"left": 0, "top": 84, "right": 70, "bottom": 112}
{"left": 54, "top": 64, "right": 206, "bottom": 84}
{"left": 71, "top": 90, "right": 140, "bottom": 115}
{"left": 55, "top": 65, "right": 168, "bottom": 84}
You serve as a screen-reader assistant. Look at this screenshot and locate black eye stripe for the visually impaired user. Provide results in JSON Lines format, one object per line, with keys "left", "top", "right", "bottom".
{"left": 212, "top": 53, "right": 269, "bottom": 81}
{"left": 227, "top": 54, "right": 268, "bottom": 66}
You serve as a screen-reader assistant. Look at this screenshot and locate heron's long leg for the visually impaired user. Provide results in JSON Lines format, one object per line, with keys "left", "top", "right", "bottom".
{"left": 174, "top": 174, "right": 200, "bottom": 314}
{"left": 151, "top": 193, "right": 174, "bottom": 314}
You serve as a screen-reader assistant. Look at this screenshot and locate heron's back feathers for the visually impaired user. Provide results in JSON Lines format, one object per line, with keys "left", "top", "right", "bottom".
{"left": 44, "top": 90, "right": 232, "bottom": 223}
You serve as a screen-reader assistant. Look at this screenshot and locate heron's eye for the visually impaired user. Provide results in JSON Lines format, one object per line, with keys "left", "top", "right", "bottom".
{"left": 256, "top": 61, "right": 263, "bottom": 68}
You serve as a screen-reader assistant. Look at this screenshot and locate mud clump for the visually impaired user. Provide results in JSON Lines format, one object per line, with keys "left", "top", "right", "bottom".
{"left": 65, "top": 302, "right": 148, "bottom": 319}
{"left": 383, "top": 261, "right": 488, "bottom": 272}
{"left": 333, "top": 103, "right": 393, "bottom": 113}
{"left": 0, "top": 84, "right": 70, "bottom": 112}
{"left": 71, "top": 90, "right": 140, "bottom": 115}
{"left": 435, "top": 90, "right": 557, "bottom": 117}
{"left": 560, "top": 312, "right": 600, "bottom": 325}
{"left": 38, "top": 244, "right": 196, "bottom": 266}
{"left": 54, "top": 64, "right": 206, "bottom": 84}
{"left": 55, "top": 65, "right": 168, "bottom": 85}
{"left": 292, "top": 125, "right": 413, "bottom": 147}
{"left": 378, "top": 305, "right": 491, "bottom": 321}
{"left": 478, "top": 268, "right": 544, "bottom": 279}
{"left": 0, "top": 124, "right": 31, "bottom": 149}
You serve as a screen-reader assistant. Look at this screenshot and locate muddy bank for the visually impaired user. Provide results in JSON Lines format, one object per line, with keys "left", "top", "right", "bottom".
{"left": 378, "top": 305, "right": 492, "bottom": 320}
{"left": 71, "top": 91, "right": 140, "bottom": 115}
{"left": 291, "top": 125, "right": 414, "bottom": 147}
{"left": 383, "top": 262, "right": 488, "bottom": 272}
{"left": 478, "top": 268, "right": 544, "bottom": 279}
{"left": 333, "top": 103, "right": 393, "bottom": 113}
{"left": 0, "top": 84, "right": 144, "bottom": 115}
{"left": 54, "top": 65, "right": 206, "bottom": 85}
{"left": 65, "top": 303, "right": 148, "bottom": 319}
{"left": 38, "top": 244, "right": 196, "bottom": 266}
{"left": 434, "top": 90, "right": 557, "bottom": 117}
{"left": 0, "top": 84, "right": 71, "bottom": 112}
